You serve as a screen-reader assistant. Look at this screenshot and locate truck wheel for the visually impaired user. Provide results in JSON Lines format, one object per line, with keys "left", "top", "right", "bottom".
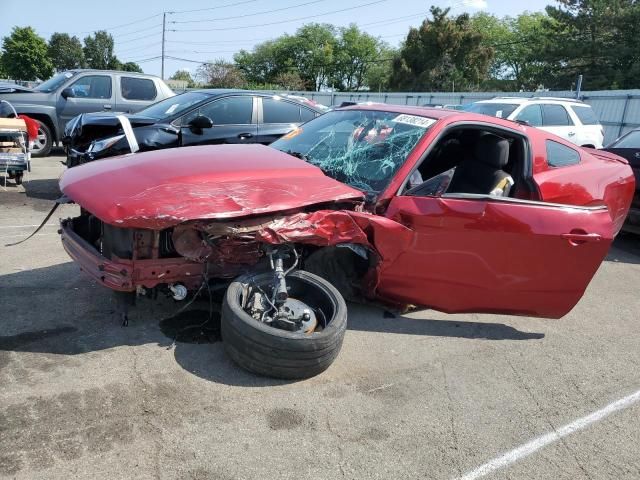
{"left": 14, "top": 172, "right": 23, "bottom": 185}
{"left": 31, "top": 121, "right": 52, "bottom": 157}
{"left": 221, "top": 270, "right": 347, "bottom": 379}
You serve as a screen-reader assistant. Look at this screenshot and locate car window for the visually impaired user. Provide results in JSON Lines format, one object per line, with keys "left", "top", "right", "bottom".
{"left": 300, "top": 107, "right": 317, "bottom": 123}
{"left": 542, "top": 104, "right": 573, "bottom": 126}
{"left": 198, "top": 96, "right": 253, "bottom": 125}
{"left": 546, "top": 140, "right": 580, "bottom": 167}
{"left": 69, "top": 75, "right": 112, "bottom": 99}
{"left": 263, "top": 98, "right": 302, "bottom": 123}
{"left": 515, "top": 105, "right": 543, "bottom": 126}
{"left": 612, "top": 131, "right": 640, "bottom": 148}
{"left": 571, "top": 106, "right": 600, "bottom": 125}
{"left": 121, "top": 77, "right": 157, "bottom": 101}
{"left": 467, "top": 103, "right": 519, "bottom": 119}
{"left": 142, "top": 91, "right": 209, "bottom": 120}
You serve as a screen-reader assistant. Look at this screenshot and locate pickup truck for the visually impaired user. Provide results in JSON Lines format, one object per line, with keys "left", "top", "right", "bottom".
{"left": 0, "top": 70, "right": 174, "bottom": 156}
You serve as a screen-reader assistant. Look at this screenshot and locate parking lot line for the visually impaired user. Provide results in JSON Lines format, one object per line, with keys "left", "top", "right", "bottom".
{"left": 456, "top": 388, "right": 640, "bottom": 480}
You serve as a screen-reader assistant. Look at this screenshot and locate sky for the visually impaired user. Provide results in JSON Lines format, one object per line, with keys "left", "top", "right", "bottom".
{"left": 0, "top": 0, "right": 553, "bottom": 79}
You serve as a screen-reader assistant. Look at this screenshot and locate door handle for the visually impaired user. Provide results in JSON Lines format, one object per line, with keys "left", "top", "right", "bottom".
{"left": 568, "top": 131, "right": 576, "bottom": 136}
{"left": 561, "top": 232, "right": 602, "bottom": 245}
{"left": 103, "top": 104, "right": 112, "bottom": 110}
{"left": 237, "top": 133, "right": 253, "bottom": 139}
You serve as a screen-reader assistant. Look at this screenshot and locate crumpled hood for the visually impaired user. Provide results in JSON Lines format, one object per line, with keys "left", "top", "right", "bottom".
{"left": 60, "top": 144, "right": 364, "bottom": 229}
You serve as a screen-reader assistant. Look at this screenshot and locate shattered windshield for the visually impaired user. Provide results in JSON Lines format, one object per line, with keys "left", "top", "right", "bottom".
{"left": 271, "top": 110, "right": 434, "bottom": 193}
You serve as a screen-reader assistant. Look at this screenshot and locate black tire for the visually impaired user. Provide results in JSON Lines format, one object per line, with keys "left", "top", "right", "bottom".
{"left": 14, "top": 172, "right": 23, "bottom": 185}
{"left": 221, "top": 270, "right": 347, "bottom": 379}
{"left": 32, "top": 120, "right": 52, "bottom": 157}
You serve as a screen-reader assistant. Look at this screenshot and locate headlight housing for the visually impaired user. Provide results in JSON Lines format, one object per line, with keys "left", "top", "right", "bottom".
{"left": 88, "top": 134, "right": 126, "bottom": 153}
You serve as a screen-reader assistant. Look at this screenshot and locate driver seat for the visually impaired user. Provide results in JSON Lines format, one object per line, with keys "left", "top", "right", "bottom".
{"left": 448, "top": 134, "right": 513, "bottom": 196}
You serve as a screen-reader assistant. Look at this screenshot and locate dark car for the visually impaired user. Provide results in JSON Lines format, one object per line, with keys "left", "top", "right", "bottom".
{"left": 63, "top": 90, "right": 325, "bottom": 167}
{"left": 603, "top": 129, "right": 640, "bottom": 231}
{"left": 0, "top": 70, "right": 174, "bottom": 157}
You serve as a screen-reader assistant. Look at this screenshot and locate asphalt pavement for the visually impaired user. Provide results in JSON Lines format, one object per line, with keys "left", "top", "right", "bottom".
{"left": 0, "top": 154, "right": 639, "bottom": 480}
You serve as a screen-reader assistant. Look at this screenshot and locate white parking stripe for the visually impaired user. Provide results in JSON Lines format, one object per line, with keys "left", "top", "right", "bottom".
{"left": 457, "top": 388, "right": 640, "bottom": 480}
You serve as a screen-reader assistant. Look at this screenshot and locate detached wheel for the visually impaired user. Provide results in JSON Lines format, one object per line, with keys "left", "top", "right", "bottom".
{"left": 31, "top": 120, "right": 52, "bottom": 157}
{"left": 221, "top": 270, "right": 347, "bottom": 379}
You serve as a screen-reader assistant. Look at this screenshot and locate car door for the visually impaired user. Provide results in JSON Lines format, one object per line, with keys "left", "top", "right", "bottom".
{"left": 58, "top": 74, "right": 115, "bottom": 126}
{"left": 256, "top": 96, "right": 312, "bottom": 144}
{"left": 377, "top": 193, "right": 612, "bottom": 318}
{"left": 115, "top": 75, "right": 158, "bottom": 114}
{"left": 539, "top": 104, "right": 577, "bottom": 144}
{"left": 180, "top": 95, "right": 257, "bottom": 146}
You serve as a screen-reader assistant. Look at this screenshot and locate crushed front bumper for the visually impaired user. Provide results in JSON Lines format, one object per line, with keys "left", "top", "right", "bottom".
{"left": 60, "top": 218, "right": 205, "bottom": 292}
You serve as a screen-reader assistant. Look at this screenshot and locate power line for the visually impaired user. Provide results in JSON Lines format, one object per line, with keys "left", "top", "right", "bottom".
{"left": 116, "top": 32, "right": 161, "bottom": 45}
{"left": 170, "top": 0, "right": 389, "bottom": 32}
{"left": 169, "top": 0, "right": 259, "bottom": 15}
{"left": 170, "top": 0, "right": 327, "bottom": 24}
{"left": 111, "top": 23, "right": 161, "bottom": 39}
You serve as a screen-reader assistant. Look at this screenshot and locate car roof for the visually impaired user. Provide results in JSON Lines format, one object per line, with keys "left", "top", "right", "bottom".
{"left": 187, "top": 89, "right": 326, "bottom": 111}
{"left": 339, "top": 103, "right": 460, "bottom": 119}
{"left": 68, "top": 69, "right": 160, "bottom": 78}
{"left": 476, "top": 97, "right": 589, "bottom": 106}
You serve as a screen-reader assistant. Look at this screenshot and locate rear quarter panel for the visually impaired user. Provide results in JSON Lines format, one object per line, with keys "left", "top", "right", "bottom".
{"left": 530, "top": 131, "right": 635, "bottom": 234}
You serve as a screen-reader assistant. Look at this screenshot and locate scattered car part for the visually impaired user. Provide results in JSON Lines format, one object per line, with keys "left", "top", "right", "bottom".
{"left": 222, "top": 269, "right": 347, "bottom": 379}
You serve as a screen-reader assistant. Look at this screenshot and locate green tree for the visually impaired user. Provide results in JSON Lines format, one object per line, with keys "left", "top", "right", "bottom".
{"left": 196, "top": 59, "right": 246, "bottom": 88}
{"left": 364, "top": 45, "right": 396, "bottom": 92}
{"left": 83, "top": 31, "right": 119, "bottom": 70}
{"left": 274, "top": 71, "right": 306, "bottom": 90}
{"left": 330, "top": 25, "right": 380, "bottom": 91}
{"left": 545, "top": 0, "right": 639, "bottom": 90}
{"left": 471, "top": 12, "right": 553, "bottom": 90}
{"left": 170, "top": 69, "right": 195, "bottom": 87}
{"left": 389, "top": 7, "right": 493, "bottom": 91}
{"left": 1, "top": 27, "right": 53, "bottom": 80}
{"left": 48, "top": 33, "right": 85, "bottom": 71}
{"left": 120, "top": 62, "right": 143, "bottom": 73}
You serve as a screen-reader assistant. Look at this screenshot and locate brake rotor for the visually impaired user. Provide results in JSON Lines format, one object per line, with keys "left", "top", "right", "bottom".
{"left": 280, "top": 298, "right": 318, "bottom": 333}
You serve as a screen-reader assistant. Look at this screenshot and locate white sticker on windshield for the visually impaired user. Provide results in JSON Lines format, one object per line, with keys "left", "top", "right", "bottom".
{"left": 165, "top": 104, "right": 179, "bottom": 114}
{"left": 392, "top": 114, "right": 436, "bottom": 128}
{"left": 496, "top": 110, "right": 503, "bottom": 118}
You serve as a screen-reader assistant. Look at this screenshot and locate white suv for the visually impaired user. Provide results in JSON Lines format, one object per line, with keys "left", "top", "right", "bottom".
{"left": 467, "top": 97, "right": 604, "bottom": 148}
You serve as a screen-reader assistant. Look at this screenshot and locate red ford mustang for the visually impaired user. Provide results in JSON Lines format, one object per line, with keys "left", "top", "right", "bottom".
{"left": 58, "top": 105, "right": 635, "bottom": 379}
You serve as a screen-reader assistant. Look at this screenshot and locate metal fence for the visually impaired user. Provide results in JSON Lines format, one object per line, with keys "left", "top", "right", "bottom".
{"left": 271, "top": 89, "right": 640, "bottom": 145}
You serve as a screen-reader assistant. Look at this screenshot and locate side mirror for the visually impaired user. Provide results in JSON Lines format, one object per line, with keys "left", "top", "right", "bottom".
{"left": 189, "top": 115, "right": 213, "bottom": 130}
{"left": 61, "top": 87, "right": 75, "bottom": 99}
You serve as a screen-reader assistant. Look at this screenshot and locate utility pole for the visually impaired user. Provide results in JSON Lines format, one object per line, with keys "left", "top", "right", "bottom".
{"left": 161, "top": 12, "right": 166, "bottom": 80}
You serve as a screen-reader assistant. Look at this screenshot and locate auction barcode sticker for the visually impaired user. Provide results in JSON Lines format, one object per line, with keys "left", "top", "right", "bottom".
{"left": 392, "top": 114, "right": 436, "bottom": 128}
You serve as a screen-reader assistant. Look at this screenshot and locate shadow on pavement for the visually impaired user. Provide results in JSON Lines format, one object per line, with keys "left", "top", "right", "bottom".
{"left": 23, "top": 178, "right": 62, "bottom": 201}
{"left": 606, "top": 232, "right": 640, "bottom": 265}
{"left": 348, "top": 305, "right": 545, "bottom": 340}
{"left": 0, "top": 261, "right": 543, "bottom": 387}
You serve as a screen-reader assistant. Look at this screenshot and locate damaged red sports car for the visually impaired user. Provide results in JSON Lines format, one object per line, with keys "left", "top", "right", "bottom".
{"left": 58, "top": 105, "right": 635, "bottom": 379}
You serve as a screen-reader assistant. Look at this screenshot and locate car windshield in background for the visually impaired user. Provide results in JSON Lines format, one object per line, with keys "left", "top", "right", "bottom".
{"left": 271, "top": 110, "right": 433, "bottom": 193}
{"left": 467, "top": 103, "right": 519, "bottom": 119}
{"left": 34, "top": 71, "right": 78, "bottom": 92}
{"left": 612, "top": 130, "right": 640, "bottom": 148}
{"left": 138, "top": 91, "right": 209, "bottom": 120}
